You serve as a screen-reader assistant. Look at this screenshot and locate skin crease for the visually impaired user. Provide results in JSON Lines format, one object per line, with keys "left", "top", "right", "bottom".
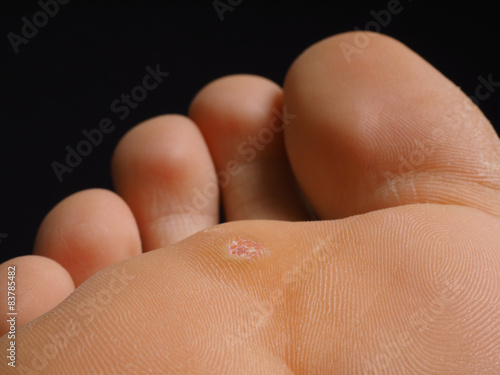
{"left": 0, "top": 32, "right": 499, "bottom": 373}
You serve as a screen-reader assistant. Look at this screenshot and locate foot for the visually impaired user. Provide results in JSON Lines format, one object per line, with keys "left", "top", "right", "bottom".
{"left": 1, "top": 32, "right": 499, "bottom": 374}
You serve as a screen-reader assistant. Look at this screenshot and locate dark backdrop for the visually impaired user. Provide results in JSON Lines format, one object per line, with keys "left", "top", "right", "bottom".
{"left": 1, "top": 1, "right": 499, "bottom": 263}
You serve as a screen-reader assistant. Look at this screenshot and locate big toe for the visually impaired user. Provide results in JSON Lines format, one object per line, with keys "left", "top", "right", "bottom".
{"left": 284, "top": 31, "right": 500, "bottom": 219}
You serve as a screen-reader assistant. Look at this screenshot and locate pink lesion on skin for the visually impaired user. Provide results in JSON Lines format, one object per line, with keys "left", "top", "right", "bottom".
{"left": 228, "top": 239, "right": 265, "bottom": 259}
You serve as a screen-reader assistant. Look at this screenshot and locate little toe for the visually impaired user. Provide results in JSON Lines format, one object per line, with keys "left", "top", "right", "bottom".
{"left": 0, "top": 255, "right": 74, "bottom": 335}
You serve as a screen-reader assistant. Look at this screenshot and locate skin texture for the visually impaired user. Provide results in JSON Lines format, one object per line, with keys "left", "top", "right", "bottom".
{"left": 0, "top": 32, "right": 499, "bottom": 373}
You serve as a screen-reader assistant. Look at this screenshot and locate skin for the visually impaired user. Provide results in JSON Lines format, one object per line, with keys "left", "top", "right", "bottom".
{"left": 0, "top": 31, "right": 499, "bottom": 374}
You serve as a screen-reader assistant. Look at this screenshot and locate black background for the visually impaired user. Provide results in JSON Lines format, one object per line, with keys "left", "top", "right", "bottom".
{"left": 1, "top": 1, "right": 499, "bottom": 263}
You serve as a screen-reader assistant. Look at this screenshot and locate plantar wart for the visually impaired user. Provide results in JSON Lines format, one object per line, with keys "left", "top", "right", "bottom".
{"left": 228, "top": 239, "right": 265, "bottom": 259}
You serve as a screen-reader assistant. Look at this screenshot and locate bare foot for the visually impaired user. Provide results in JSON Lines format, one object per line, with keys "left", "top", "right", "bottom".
{"left": 1, "top": 32, "right": 499, "bottom": 374}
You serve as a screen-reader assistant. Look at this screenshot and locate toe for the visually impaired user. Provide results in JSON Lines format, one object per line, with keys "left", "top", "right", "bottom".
{"left": 34, "top": 188, "right": 141, "bottom": 286}
{"left": 112, "top": 115, "right": 219, "bottom": 250}
{"left": 284, "top": 31, "right": 500, "bottom": 219}
{"left": 0, "top": 255, "right": 74, "bottom": 335}
{"left": 190, "top": 74, "right": 310, "bottom": 221}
